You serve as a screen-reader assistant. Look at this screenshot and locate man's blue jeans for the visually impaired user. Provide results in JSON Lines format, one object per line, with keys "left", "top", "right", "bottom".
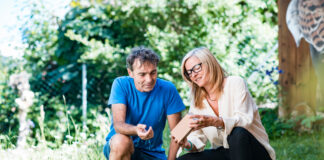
{"left": 103, "top": 141, "right": 160, "bottom": 160}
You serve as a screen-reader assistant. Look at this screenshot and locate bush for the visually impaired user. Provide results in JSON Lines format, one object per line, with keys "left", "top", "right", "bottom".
{"left": 259, "top": 107, "right": 324, "bottom": 140}
{"left": 259, "top": 108, "right": 296, "bottom": 139}
{"left": 0, "top": 56, "right": 25, "bottom": 147}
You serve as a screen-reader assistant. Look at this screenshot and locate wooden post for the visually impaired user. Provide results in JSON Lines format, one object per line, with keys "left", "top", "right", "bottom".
{"left": 278, "top": 0, "right": 317, "bottom": 117}
{"left": 82, "top": 63, "right": 87, "bottom": 130}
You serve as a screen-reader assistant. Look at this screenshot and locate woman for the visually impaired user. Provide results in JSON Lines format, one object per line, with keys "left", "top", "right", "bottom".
{"left": 175, "top": 47, "right": 275, "bottom": 160}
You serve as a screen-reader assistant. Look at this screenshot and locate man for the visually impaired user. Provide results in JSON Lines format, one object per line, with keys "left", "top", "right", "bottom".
{"left": 103, "top": 47, "right": 185, "bottom": 160}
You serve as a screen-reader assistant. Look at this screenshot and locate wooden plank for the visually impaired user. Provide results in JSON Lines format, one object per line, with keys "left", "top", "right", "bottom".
{"left": 295, "top": 39, "right": 307, "bottom": 110}
{"left": 278, "top": 0, "right": 292, "bottom": 116}
{"left": 300, "top": 40, "right": 317, "bottom": 112}
{"left": 278, "top": 0, "right": 317, "bottom": 117}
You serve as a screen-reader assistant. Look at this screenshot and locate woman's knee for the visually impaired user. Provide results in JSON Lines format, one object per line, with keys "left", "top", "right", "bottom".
{"left": 227, "top": 127, "right": 251, "bottom": 146}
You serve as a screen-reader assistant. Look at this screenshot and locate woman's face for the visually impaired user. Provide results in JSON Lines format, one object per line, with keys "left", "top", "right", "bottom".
{"left": 184, "top": 56, "right": 208, "bottom": 87}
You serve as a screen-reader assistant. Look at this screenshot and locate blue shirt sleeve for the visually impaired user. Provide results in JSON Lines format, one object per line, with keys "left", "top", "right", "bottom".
{"left": 108, "top": 78, "right": 127, "bottom": 107}
{"left": 166, "top": 83, "right": 186, "bottom": 115}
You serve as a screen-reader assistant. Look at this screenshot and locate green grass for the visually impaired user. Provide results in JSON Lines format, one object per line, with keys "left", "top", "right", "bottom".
{"left": 270, "top": 130, "right": 324, "bottom": 160}
{"left": 1, "top": 127, "right": 323, "bottom": 160}
{"left": 0, "top": 141, "right": 105, "bottom": 160}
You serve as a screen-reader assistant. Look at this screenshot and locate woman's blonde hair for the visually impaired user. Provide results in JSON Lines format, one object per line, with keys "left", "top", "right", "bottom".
{"left": 181, "top": 47, "right": 226, "bottom": 109}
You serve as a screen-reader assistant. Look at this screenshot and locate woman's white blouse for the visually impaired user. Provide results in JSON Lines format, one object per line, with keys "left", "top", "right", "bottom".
{"left": 187, "top": 76, "right": 276, "bottom": 160}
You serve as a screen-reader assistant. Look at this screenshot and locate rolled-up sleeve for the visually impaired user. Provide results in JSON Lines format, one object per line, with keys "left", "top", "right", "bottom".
{"left": 187, "top": 129, "right": 207, "bottom": 151}
{"left": 186, "top": 104, "right": 208, "bottom": 151}
{"left": 222, "top": 77, "right": 256, "bottom": 147}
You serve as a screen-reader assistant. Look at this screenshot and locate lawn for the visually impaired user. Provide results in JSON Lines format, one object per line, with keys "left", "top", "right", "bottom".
{"left": 270, "top": 130, "right": 324, "bottom": 160}
{"left": 1, "top": 126, "right": 323, "bottom": 160}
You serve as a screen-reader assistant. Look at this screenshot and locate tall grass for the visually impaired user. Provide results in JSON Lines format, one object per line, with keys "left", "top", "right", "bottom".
{"left": 0, "top": 97, "right": 111, "bottom": 160}
{"left": 1, "top": 106, "right": 323, "bottom": 160}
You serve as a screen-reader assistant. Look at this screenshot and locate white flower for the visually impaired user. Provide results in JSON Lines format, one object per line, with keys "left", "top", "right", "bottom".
{"left": 28, "top": 119, "right": 35, "bottom": 128}
{"left": 66, "top": 135, "right": 73, "bottom": 140}
{"left": 80, "top": 132, "right": 86, "bottom": 139}
{"left": 56, "top": 111, "right": 64, "bottom": 117}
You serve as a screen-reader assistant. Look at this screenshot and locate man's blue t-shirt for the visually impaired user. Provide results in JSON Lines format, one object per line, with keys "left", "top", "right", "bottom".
{"left": 106, "top": 76, "right": 185, "bottom": 160}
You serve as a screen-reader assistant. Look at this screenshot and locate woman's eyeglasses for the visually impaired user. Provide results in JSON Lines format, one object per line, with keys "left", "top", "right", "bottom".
{"left": 186, "top": 63, "right": 202, "bottom": 77}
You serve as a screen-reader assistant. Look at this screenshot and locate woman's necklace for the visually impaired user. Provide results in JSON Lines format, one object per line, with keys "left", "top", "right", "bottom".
{"left": 206, "top": 95, "right": 219, "bottom": 117}
{"left": 207, "top": 94, "right": 217, "bottom": 101}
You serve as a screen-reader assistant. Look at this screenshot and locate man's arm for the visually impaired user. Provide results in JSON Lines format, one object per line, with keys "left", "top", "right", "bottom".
{"left": 112, "top": 104, "right": 137, "bottom": 135}
{"left": 167, "top": 112, "right": 182, "bottom": 160}
{"left": 112, "top": 104, "right": 154, "bottom": 139}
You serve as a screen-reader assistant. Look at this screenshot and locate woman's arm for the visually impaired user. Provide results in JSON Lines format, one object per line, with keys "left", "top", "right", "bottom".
{"left": 188, "top": 114, "right": 224, "bottom": 130}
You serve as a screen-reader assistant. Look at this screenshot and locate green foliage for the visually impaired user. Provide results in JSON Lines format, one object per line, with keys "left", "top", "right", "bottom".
{"left": 301, "top": 115, "right": 324, "bottom": 129}
{"left": 259, "top": 107, "right": 324, "bottom": 140}
{"left": 22, "top": 1, "right": 130, "bottom": 107}
{"left": 0, "top": 84, "right": 19, "bottom": 140}
{"left": 259, "top": 108, "right": 296, "bottom": 139}
{"left": 3, "top": 0, "right": 280, "bottom": 149}
{"left": 27, "top": 94, "right": 67, "bottom": 147}
{"left": 0, "top": 56, "right": 26, "bottom": 145}
{"left": 26, "top": 93, "right": 111, "bottom": 149}
{"left": 6, "top": 1, "right": 324, "bottom": 159}
{"left": 21, "top": 1, "right": 59, "bottom": 73}
{"left": 22, "top": 0, "right": 279, "bottom": 107}
{"left": 0, "top": 132, "right": 106, "bottom": 159}
{"left": 0, "top": 134, "right": 16, "bottom": 149}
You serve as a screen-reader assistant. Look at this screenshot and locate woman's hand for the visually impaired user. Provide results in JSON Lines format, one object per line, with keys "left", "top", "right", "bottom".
{"left": 172, "top": 137, "right": 190, "bottom": 148}
{"left": 172, "top": 137, "right": 196, "bottom": 152}
{"left": 188, "top": 114, "right": 224, "bottom": 130}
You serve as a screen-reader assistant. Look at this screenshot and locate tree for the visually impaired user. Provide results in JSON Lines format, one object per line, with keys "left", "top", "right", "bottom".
{"left": 18, "top": 0, "right": 279, "bottom": 144}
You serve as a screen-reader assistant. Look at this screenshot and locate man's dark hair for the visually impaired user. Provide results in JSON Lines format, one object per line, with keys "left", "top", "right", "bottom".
{"left": 126, "top": 46, "right": 160, "bottom": 71}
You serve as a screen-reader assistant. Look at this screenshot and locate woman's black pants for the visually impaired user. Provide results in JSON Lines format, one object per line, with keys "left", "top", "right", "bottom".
{"left": 177, "top": 127, "right": 272, "bottom": 160}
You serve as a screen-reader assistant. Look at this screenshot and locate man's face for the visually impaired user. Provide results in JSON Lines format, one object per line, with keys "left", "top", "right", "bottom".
{"left": 128, "top": 59, "right": 157, "bottom": 92}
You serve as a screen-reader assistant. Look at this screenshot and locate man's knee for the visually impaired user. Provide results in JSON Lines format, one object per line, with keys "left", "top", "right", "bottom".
{"left": 110, "top": 134, "right": 134, "bottom": 155}
{"left": 227, "top": 127, "right": 250, "bottom": 147}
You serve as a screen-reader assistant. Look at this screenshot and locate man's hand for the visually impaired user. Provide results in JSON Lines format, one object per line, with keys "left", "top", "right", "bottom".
{"left": 136, "top": 124, "right": 154, "bottom": 140}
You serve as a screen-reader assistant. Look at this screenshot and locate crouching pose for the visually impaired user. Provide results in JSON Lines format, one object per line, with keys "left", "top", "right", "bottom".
{"left": 104, "top": 47, "right": 185, "bottom": 160}
{"left": 175, "top": 47, "right": 275, "bottom": 160}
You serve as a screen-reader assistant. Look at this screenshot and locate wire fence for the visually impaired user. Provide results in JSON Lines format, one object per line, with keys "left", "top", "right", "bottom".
{"left": 30, "top": 63, "right": 115, "bottom": 108}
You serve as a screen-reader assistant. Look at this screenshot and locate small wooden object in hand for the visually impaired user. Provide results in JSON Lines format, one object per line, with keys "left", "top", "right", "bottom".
{"left": 171, "top": 114, "right": 193, "bottom": 142}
